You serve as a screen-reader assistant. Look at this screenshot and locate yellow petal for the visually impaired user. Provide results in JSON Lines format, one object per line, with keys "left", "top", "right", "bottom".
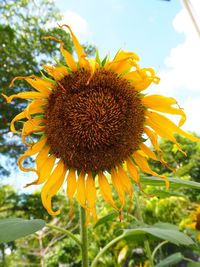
{"left": 21, "top": 118, "right": 45, "bottom": 143}
{"left": 2, "top": 92, "right": 46, "bottom": 103}
{"left": 114, "top": 49, "right": 140, "bottom": 62}
{"left": 10, "top": 76, "right": 53, "bottom": 95}
{"left": 98, "top": 171, "right": 116, "bottom": 209}
{"left": 126, "top": 158, "right": 140, "bottom": 184}
{"left": 86, "top": 59, "right": 98, "bottom": 85}
{"left": 43, "top": 35, "right": 77, "bottom": 71}
{"left": 124, "top": 68, "right": 160, "bottom": 91}
{"left": 76, "top": 171, "right": 86, "bottom": 207}
{"left": 139, "top": 143, "right": 158, "bottom": 161}
{"left": 60, "top": 42, "right": 77, "bottom": 71}
{"left": 66, "top": 168, "right": 77, "bottom": 202}
{"left": 117, "top": 165, "right": 132, "bottom": 202}
{"left": 105, "top": 50, "right": 139, "bottom": 74}
{"left": 146, "top": 111, "right": 199, "bottom": 142}
{"left": 111, "top": 168, "right": 125, "bottom": 209}
{"left": 134, "top": 151, "right": 169, "bottom": 190}
{"left": 60, "top": 24, "right": 89, "bottom": 69}
{"left": 43, "top": 65, "right": 68, "bottom": 81}
{"left": 143, "top": 95, "right": 186, "bottom": 126}
{"left": 41, "top": 160, "right": 66, "bottom": 215}
{"left": 144, "top": 127, "right": 160, "bottom": 151}
{"left": 85, "top": 172, "right": 97, "bottom": 223}
{"left": 18, "top": 136, "right": 47, "bottom": 172}
{"left": 27, "top": 154, "right": 56, "bottom": 186}
{"left": 36, "top": 145, "right": 50, "bottom": 169}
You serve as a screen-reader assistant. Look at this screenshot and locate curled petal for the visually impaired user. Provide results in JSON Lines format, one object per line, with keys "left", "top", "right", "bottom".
{"left": 133, "top": 151, "right": 169, "bottom": 190}
{"left": 18, "top": 136, "right": 47, "bottom": 172}
{"left": 146, "top": 111, "right": 199, "bottom": 142}
{"left": 10, "top": 75, "right": 53, "bottom": 95}
{"left": 43, "top": 35, "right": 77, "bottom": 71}
{"left": 43, "top": 65, "right": 68, "bottom": 81}
{"left": 143, "top": 94, "right": 186, "bottom": 126}
{"left": 41, "top": 160, "right": 66, "bottom": 216}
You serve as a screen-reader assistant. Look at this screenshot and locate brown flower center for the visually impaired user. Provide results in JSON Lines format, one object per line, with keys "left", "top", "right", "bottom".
{"left": 195, "top": 213, "right": 200, "bottom": 231}
{"left": 45, "top": 69, "right": 145, "bottom": 172}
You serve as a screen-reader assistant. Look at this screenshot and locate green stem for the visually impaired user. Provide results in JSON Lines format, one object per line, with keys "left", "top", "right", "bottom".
{"left": 91, "top": 234, "right": 126, "bottom": 267}
{"left": 134, "top": 189, "right": 154, "bottom": 267}
{"left": 151, "top": 240, "right": 168, "bottom": 261}
{"left": 80, "top": 206, "right": 89, "bottom": 267}
{"left": 46, "top": 223, "right": 82, "bottom": 247}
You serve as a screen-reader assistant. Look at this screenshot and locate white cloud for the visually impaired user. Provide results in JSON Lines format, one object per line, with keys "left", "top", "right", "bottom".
{"left": 152, "top": 0, "right": 200, "bottom": 133}
{"left": 59, "top": 10, "right": 91, "bottom": 41}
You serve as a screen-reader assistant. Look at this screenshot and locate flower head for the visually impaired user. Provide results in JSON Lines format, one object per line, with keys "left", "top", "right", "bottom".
{"left": 184, "top": 206, "right": 200, "bottom": 241}
{"left": 4, "top": 25, "right": 199, "bottom": 222}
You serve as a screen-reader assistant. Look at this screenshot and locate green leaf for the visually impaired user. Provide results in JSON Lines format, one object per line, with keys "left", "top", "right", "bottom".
{"left": 124, "top": 224, "right": 194, "bottom": 246}
{"left": 187, "top": 262, "right": 200, "bottom": 267}
{"left": 141, "top": 176, "right": 200, "bottom": 189}
{"left": 101, "top": 55, "right": 108, "bottom": 67}
{"left": 147, "top": 188, "right": 184, "bottom": 198}
{"left": 94, "top": 211, "right": 118, "bottom": 228}
{"left": 0, "top": 218, "right": 45, "bottom": 243}
{"left": 155, "top": 252, "right": 184, "bottom": 267}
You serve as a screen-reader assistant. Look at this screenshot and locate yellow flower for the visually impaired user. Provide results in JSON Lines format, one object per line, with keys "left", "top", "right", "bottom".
{"left": 185, "top": 206, "right": 200, "bottom": 241}
{"left": 3, "top": 25, "right": 199, "bottom": 222}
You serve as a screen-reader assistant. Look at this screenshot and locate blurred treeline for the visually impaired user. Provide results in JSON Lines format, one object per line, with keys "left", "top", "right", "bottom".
{"left": 0, "top": 1, "right": 200, "bottom": 266}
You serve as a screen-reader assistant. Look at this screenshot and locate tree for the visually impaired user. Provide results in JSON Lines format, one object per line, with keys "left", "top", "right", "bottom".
{"left": 0, "top": 0, "right": 74, "bottom": 176}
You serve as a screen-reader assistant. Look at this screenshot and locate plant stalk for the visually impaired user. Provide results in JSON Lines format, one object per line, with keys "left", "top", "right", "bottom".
{"left": 134, "top": 189, "right": 154, "bottom": 267}
{"left": 80, "top": 206, "right": 89, "bottom": 267}
{"left": 46, "top": 223, "right": 82, "bottom": 247}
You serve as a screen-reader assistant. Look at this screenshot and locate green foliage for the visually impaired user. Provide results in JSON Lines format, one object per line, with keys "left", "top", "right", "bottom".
{"left": 149, "top": 135, "right": 200, "bottom": 182}
{"left": 0, "top": 218, "right": 45, "bottom": 243}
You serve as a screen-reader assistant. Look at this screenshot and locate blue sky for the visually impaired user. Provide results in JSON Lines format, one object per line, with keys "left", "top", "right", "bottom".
{"left": 54, "top": 0, "right": 183, "bottom": 68}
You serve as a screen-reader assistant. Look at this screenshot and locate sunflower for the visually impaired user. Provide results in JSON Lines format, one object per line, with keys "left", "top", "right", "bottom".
{"left": 3, "top": 25, "right": 199, "bottom": 222}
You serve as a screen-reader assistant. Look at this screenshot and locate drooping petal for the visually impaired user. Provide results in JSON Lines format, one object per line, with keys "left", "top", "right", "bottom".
{"left": 126, "top": 158, "right": 140, "bottom": 184}
{"left": 2, "top": 92, "right": 46, "bottom": 103}
{"left": 21, "top": 118, "right": 45, "bottom": 143}
{"left": 144, "top": 127, "right": 161, "bottom": 151}
{"left": 36, "top": 145, "right": 51, "bottom": 169}
{"left": 111, "top": 168, "right": 125, "bottom": 209}
{"left": 11, "top": 99, "right": 46, "bottom": 133}
{"left": 146, "top": 111, "right": 199, "bottom": 142}
{"left": 10, "top": 76, "right": 53, "bottom": 95}
{"left": 133, "top": 151, "right": 169, "bottom": 190}
{"left": 60, "top": 24, "right": 89, "bottom": 69}
{"left": 117, "top": 165, "right": 133, "bottom": 207}
{"left": 18, "top": 136, "right": 47, "bottom": 172}
{"left": 66, "top": 168, "right": 77, "bottom": 202}
{"left": 43, "top": 65, "right": 68, "bottom": 81}
{"left": 41, "top": 160, "right": 66, "bottom": 215}
{"left": 76, "top": 171, "right": 86, "bottom": 208}
{"left": 85, "top": 172, "right": 97, "bottom": 223}
{"left": 139, "top": 143, "right": 158, "bottom": 161}
{"left": 98, "top": 171, "right": 116, "bottom": 209}
{"left": 26, "top": 154, "right": 56, "bottom": 186}
{"left": 43, "top": 35, "right": 77, "bottom": 71}
{"left": 142, "top": 95, "right": 186, "bottom": 126}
